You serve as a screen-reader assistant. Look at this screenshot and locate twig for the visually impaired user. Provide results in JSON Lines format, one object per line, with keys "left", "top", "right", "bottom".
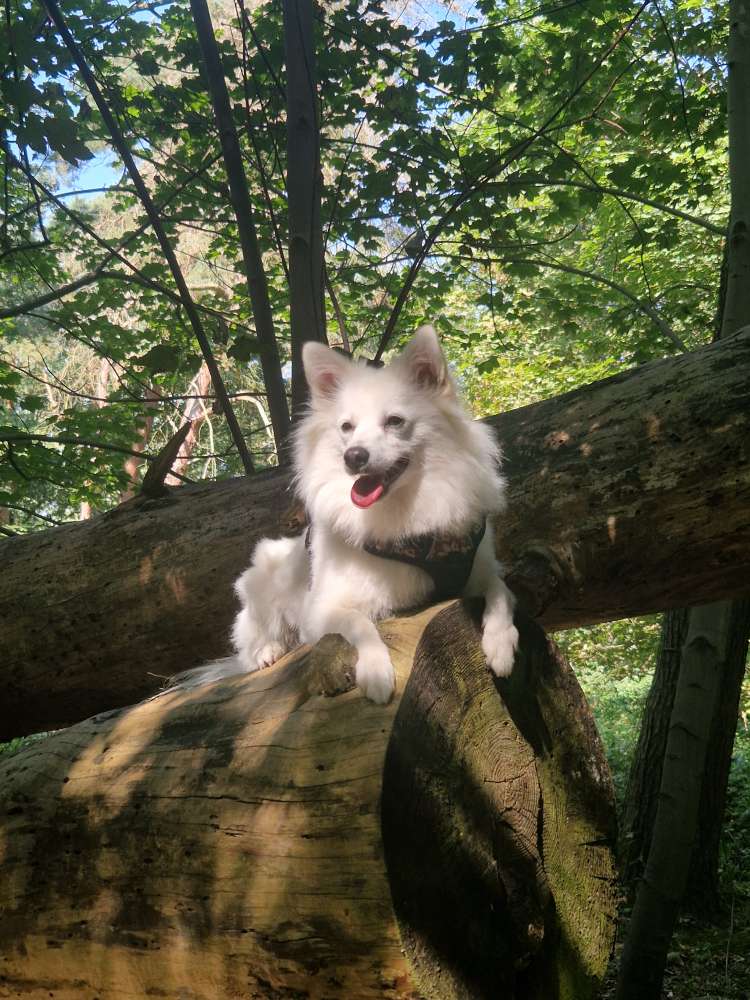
{"left": 725, "top": 890, "right": 735, "bottom": 987}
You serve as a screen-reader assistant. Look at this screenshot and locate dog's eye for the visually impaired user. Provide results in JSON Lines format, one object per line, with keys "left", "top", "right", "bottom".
{"left": 385, "top": 415, "right": 405, "bottom": 428}
{"left": 340, "top": 421, "right": 353, "bottom": 433}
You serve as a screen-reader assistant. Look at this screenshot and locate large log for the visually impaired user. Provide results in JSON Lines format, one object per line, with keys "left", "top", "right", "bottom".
{"left": 2, "top": 331, "right": 750, "bottom": 739}
{"left": 0, "top": 604, "right": 617, "bottom": 999}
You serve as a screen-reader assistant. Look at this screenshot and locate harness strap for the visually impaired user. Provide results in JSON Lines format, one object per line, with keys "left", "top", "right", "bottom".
{"left": 305, "top": 519, "right": 486, "bottom": 602}
{"left": 364, "top": 520, "right": 486, "bottom": 601}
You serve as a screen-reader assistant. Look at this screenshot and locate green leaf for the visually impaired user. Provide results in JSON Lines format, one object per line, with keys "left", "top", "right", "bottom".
{"left": 227, "top": 335, "right": 261, "bottom": 363}
{"left": 21, "top": 395, "right": 47, "bottom": 412}
{"left": 136, "top": 345, "right": 182, "bottom": 373}
{"left": 135, "top": 52, "right": 160, "bottom": 76}
{"left": 43, "top": 115, "right": 93, "bottom": 165}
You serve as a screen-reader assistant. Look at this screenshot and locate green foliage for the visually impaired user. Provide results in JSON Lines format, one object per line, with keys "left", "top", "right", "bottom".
{"left": 566, "top": 617, "right": 750, "bottom": 905}
{"left": 723, "top": 725, "right": 750, "bottom": 896}
{"left": 0, "top": 0, "right": 730, "bottom": 528}
{"left": 558, "top": 618, "right": 661, "bottom": 805}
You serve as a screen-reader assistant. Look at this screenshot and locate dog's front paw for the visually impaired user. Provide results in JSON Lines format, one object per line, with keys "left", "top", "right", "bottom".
{"left": 254, "top": 641, "right": 287, "bottom": 670}
{"left": 482, "top": 619, "right": 519, "bottom": 678}
{"left": 355, "top": 646, "right": 396, "bottom": 704}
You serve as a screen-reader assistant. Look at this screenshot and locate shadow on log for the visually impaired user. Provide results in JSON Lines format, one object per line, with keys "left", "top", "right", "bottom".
{"left": 0, "top": 603, "right": 616, "bottom": 999}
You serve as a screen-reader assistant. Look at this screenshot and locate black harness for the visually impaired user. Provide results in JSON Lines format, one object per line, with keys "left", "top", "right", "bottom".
{"left": 305, "top": 519, "right": 486, "bottom": 602}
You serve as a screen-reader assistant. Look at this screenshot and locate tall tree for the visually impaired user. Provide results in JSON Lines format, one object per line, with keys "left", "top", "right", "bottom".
{"left": 283, "top": 0, "right": 327, "bottom": 417}
{"left": 616, "top": 1, "right": 750, "bottom": 994}
{"left": 620, "top": 0, "right": 750, "bottom": 915}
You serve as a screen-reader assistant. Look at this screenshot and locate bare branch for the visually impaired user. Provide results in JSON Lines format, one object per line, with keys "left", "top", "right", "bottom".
{"left": 1, "top": 503, "right": 64, "bottom": 526}
{"left": 479, "top": 254, "right": 688, "bottom": 351}
{"left": 0, "top": 431, "right": 164, "bottom": 464}
{"left": 494, "top": 175, "right": 726, "bottom": 235}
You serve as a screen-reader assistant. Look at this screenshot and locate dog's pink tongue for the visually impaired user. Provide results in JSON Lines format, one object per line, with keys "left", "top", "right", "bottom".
{"left": 351, "top": 475, "right": 384, "bottom": 508}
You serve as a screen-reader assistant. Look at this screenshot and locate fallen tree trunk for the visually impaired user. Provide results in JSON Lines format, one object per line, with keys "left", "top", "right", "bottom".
{"left": 2, "top": 331, "right": 750, "bottom": 739}
{"left": 0, "top": 604, "right": 617, "bottom": 999}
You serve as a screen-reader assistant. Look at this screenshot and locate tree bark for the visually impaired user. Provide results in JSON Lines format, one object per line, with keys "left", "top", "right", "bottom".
{"left": 0, "top": 604, "right": 617, "bottom": 999}
{"left": 1, "top": 331, "right": 750, "bottom": 739}
{"left": 620, "top": 603, "right": 750, "bottom": 913}
{"left": 620, "top": 609, "right": 689, "bottom": 887}
{"left": 684, "top": 598, "right": 750, "bottom": 911}
{"left": 620, "top": 0, "right": 750, "bottom": 928}
{"left": 616, "top": 602, "right": 732, "bottom": 1000}
{"left": 283, "top": 0, "right": 327, "bottom": 418}
{"left": 723, "top": 0, "right": 750, "bottom": 339}
{"left": 165, "top": 363, "right": 213, "bottom": 484}
{"left": 120, "top": 387, "right": 160, "bottom": 502}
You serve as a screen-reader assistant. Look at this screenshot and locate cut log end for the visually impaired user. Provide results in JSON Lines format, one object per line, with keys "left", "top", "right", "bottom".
{"left": 0, "top": 602, "right": 616, "bottom": 999}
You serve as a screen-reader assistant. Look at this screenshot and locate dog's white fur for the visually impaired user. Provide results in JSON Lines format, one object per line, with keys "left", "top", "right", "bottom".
{"left": 187, "top": 326, "right": 518, "bottom": 704}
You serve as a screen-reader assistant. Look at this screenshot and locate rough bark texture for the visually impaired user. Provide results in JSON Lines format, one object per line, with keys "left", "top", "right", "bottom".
{"left": 620, "top": 609, "right": 688, "bottom": 888}
{"left": 0, "top": 604, "right": 616, "bottom": 999}
{"left": 283, "top": 0, "right": 327, "bottom": 418}
{"left": 620, "top": 3, "right": 750, "bottom": 925}
{"left": 621, "top": 603, "right": 750, "bottom": 912}
{"left": 684, "top": 598, "right": 750, "bottom": 911}
{"left": 1, "top": 331, "right": 749, "bottom": 739}
{"left": 616, "top": 602, "right": 731, "bottom": 1000}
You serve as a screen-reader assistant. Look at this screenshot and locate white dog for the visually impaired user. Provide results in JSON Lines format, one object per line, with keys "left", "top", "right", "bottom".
{"left": 227, "top": 325, "right": 518, "bottom": 704}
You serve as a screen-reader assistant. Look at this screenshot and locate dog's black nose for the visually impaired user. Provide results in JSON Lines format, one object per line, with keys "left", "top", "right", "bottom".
{"left": 344, "top": 446, "right": 369, "bottom": 472}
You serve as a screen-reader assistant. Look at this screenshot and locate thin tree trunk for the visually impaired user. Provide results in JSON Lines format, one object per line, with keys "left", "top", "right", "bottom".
{"left": 283, "top": 0, "right": 327, "bottom": 418}
{"left": 189, "top": 0, "right": 291, "bottom": 457}
{"left": 1, "top": 331, "right": 749, "bottom": 739}
{"left": 619, "top": 604, "right": 750, "bottom": 914}
{"left": 80, "top": 357, "right": 113, "bottom": 519}
{"left": 620, "top": 609, "right": 689, "bottom": 887}
{"left": 617, "top": 3, "right": 750, "bottom": 990}
{"left": 616, "top": 602, "right": 732, "bottom": 1000}
{"left": 684, "top": 599, "right": 750, "bottom": 911}
{"left": 723, "top": 0, "right": 750, "bottom": 338}
{"left": 120, "top": 387, "right": 160, "bottom": 501}
{"left": 165, "top": 363, "right": 213, "bottom": 484}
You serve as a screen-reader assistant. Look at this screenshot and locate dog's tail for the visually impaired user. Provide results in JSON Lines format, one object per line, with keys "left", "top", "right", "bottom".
{"left": 156, "top": 657, "right": 250, "bottom": 697}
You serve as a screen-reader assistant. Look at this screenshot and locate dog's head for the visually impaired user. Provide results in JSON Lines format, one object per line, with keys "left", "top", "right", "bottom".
{"left": 294, "top": 325, "right": 504, "bottom": 541}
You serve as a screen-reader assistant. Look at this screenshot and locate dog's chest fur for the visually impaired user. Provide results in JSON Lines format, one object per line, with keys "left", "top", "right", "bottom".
{"left": 308, "top": 526, "right": 435, "bottom": 619}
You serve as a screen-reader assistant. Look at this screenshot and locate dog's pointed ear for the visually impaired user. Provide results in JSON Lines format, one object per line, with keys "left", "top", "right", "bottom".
{"left": 303, "top": 342, "right": 351, "bottom": 401}
{"left": 400, "top": 325, "right": 451, "bottom": 392}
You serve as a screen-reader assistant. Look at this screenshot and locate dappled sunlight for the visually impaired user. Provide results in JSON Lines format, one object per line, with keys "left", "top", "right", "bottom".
{"left": 138, "top": 554, "right": 153, "bottom": 586}
{"left": 645, "top": 413, "right": 662, "bottom": 441}
{"left": 544, "top": 429, "right": 571, "bottom": 449}
{"left": 164, "top": 569, "right": 188, "bottom": 604}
